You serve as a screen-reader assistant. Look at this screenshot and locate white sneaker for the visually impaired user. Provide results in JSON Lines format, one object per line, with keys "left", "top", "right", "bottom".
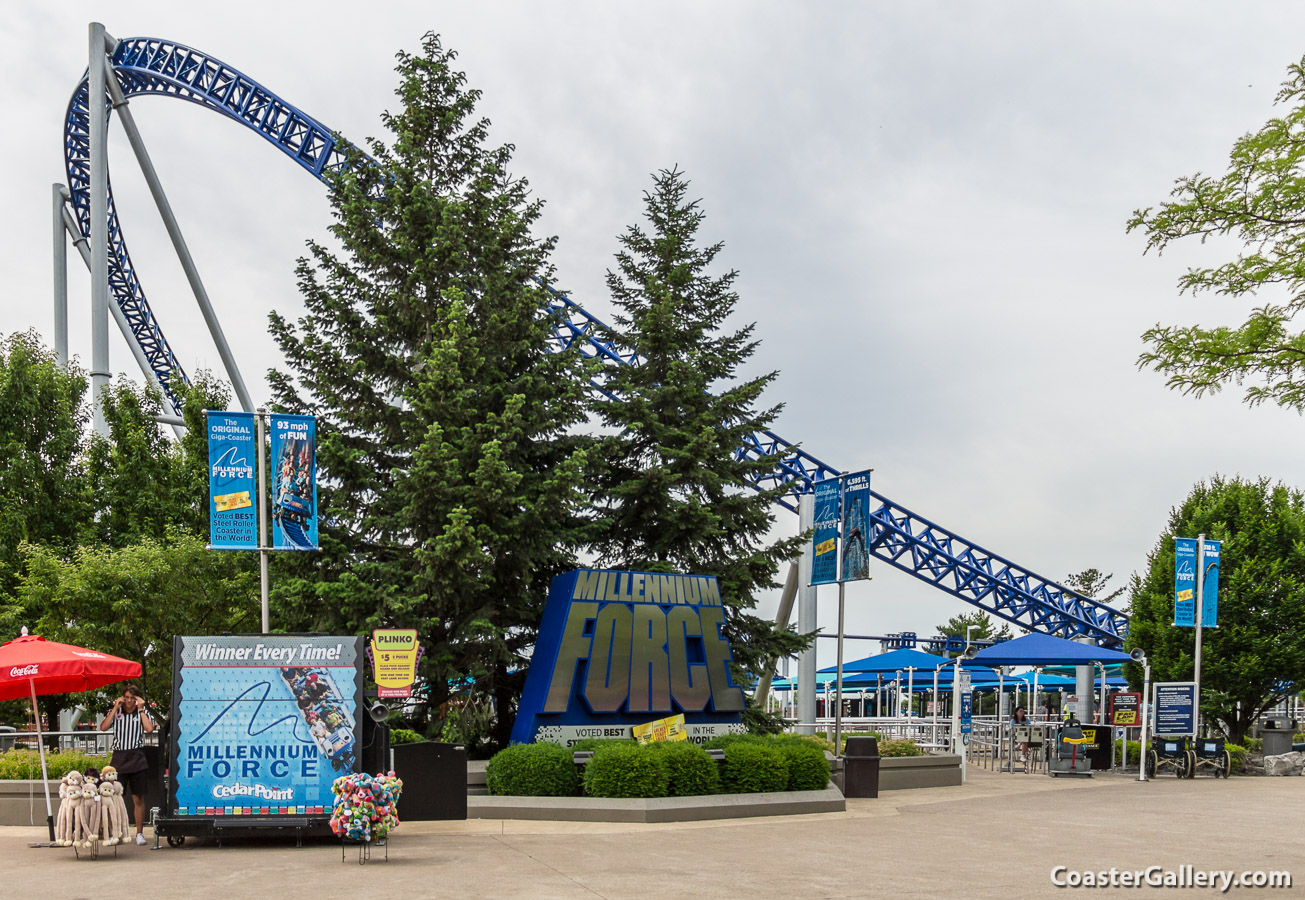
{"left": 135, "top": 834, "right": 147, "bottom": 846}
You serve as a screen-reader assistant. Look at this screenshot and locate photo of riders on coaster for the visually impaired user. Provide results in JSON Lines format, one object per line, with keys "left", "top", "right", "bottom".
{"left": 273, "top": 434, "right": 314, "bottom": 528}
{"left": 279, "top": 666, "right": 356, "bottom": 773}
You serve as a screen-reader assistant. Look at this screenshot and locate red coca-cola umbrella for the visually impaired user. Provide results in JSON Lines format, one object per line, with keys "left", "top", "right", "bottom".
{"left": 0, "top": 629, "right": 142, "bottom": 840}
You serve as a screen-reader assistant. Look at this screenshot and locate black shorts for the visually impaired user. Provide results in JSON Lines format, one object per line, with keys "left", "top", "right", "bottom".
{"left": 121, "top": 767, "right": 148, "bottom": 796}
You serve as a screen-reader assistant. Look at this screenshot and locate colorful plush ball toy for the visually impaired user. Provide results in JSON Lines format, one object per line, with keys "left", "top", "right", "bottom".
{"left": 330, "top": 771, "right": 404, "bottom": 843}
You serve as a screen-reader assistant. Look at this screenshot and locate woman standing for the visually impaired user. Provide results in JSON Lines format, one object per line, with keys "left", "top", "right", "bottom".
{"left": 98, "top": 685, "right": 156, "bottom": 845}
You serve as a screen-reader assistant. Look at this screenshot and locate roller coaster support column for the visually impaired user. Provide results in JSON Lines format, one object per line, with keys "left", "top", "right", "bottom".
{"left": 88, "top": 23, "right": 112, "bottom": 436}
{"left": 52, "top": 185, "right": 68, "bottom": 366}
{"left": 1074, "top": 635, "right": 1095, "bottom": 724}
{"left": 103, "top": 58, "right": 255, "bottom": 413}
{"left": 754, "top": 562, "right": 799, "bottom": 709}
{"left": 796, "top": 493, "right": 817, "bottom": 734}
{"left": 59, "top": 198, "right": 185, "bottom": 437}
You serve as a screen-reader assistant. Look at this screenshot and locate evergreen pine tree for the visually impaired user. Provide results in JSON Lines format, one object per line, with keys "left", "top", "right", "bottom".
{"left": 268, "top": 34, "right": 592, "bottom": 748}
{"left": 591, "top": 168, "right": 810, "bottom": 725}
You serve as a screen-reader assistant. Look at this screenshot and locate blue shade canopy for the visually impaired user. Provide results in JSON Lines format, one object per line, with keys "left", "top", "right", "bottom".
{"left": 817, "top": 648, "right": 950, "bottom": 674}
{"left": 966, "top": 632, "right": 1134, "bottom": 667}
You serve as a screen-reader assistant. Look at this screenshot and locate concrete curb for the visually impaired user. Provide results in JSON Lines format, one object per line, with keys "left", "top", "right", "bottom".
{"left": 469, "top": 786, "right": 846, "bottom": 823}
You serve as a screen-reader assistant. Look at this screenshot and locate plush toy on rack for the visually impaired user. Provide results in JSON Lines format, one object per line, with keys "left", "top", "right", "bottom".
{"left": 55, "top": 771, "right": 80, "bottom": 846}
{"left": 329, "top": 772, "right": 404, "bottom": 843}
{"left": 75, "top": 774, "right": 101, "bottom": 849}
{"left": 99, "top": 766, "right": 130, "bottom": 844}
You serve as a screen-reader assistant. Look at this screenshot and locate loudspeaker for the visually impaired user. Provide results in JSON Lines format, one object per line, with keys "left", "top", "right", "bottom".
{"left": 367, "top": 699, "right": 389, "bottom": 723}
{"left": 1130, "top": 648, "right": 1146, "bottom": 662}
{"left": 962, "top": 645, "right": 979, "bottom": 659}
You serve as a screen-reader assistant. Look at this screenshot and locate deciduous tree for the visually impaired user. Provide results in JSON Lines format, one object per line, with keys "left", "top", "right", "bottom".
{"left": 1124, "top": 476, "right": 1305, "bottom": 743}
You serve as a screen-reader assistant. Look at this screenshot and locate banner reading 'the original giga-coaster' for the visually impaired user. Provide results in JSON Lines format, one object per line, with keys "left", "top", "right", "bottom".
{"left": 207, "top": 411, "right": 258, "bottom": 549}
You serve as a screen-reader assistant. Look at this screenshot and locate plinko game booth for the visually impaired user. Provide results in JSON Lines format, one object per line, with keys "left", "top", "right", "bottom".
{"left": 154, "top": 634, "right": 363, "bottom": 846}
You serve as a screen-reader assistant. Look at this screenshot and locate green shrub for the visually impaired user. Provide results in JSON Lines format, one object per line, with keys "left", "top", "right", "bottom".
{"left": 720, "top": 742, "right": 788, "bottom": 793}
{"left": 0, "top": 749, "right": 110, "bottom": 780}
{"left": 702, "top": 732, "right": 754, "bottom": 751}
{"left": 1243, "top": 737, "right": 1263, "bottom": 753}
{"left": 570, "top": 738, "right": 631, "bottom": 753}
{"left": 582, "top": 742, "right": 669, "bottom": 798}
{"left": 388, "top": 728, "right": 424, "bottom": 745}
{"left": 486, "top": 743, "right": 579, "bottom": 797}
{"left": 878, "top": 739, "right": 925, "bottom": 758}
{"left": 1294, "top": 733, "right": 1304, "bottom": 745}
{"left": 1226, "top": 743, "right": 1248, "bottom": 773}
{"left": 648, "top": 742, "right": 720, "bottom": 796}
{"left": 1113, "top": 740, "right": 1141, "bottom": 765}
{"left": 838, "top": 731, "right": 884, "bottom": 754}
{"left": 777, "top": 740, "right": 830, "bottom": 791}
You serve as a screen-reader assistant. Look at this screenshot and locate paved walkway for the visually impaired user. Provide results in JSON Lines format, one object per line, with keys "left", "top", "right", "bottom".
{"left": 5, "top": 769, "right": 1303, "bottom": 898}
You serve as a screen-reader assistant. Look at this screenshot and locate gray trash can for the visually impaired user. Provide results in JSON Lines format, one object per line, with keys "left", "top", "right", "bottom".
{"left": 1260, "top": 720, "right": 1298, "bottom": 757}
{"left": 843, "top": 736, "right": 881, "bottom": 798}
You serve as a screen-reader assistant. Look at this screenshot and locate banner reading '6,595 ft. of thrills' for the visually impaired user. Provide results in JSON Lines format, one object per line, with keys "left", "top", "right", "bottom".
{"left": 271, "top": 414, "right": 318, "bottom": 551}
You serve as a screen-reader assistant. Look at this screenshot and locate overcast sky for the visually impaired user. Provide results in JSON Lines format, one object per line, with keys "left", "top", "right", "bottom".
{"left": 6, "top": 3, "right": 1305, "bottom": 667}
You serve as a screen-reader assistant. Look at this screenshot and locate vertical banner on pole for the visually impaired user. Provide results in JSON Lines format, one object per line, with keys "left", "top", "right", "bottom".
{"left": 1201, "top": 539, "right": 1221, "bottom": 628}
{"left": 811, "top": 479, "right": 840, "bottom": 585}
{"left": 270, "top": 414, "right": 318, "bottom": 550}
{"left": 840, "top": 471, "right": 872, "bottom": 581}
{"left": 207, "top": 411, "right": 258, "bottom": 550}
{"left": 1173, "top": 537, "right": 1197, "bottom": 627}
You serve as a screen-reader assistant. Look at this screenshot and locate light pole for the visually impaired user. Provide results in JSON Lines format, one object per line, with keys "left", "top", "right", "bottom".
{"left": 1134, "top": 648, "right": 1151, "bottom": 782}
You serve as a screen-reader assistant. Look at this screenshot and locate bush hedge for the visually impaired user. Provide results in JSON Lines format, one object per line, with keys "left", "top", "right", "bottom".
{"left": 582, "top": 742, "right": 669, "bottom": 798}
{"left": 648, "top": 742, "right": 720, "bottom": 796}
{"left": 388, "top": 728, "right": 424, "bottom": 745}
{"left": 1113, "top": 739, "right": 1141, "bottom": 766}
{"left": 877, "top": 739, "right": 924, "bottom": 758}
{"left": 780, "top": 739, "right": 831, "bottom": 791}
{"left": 720, "top": 742, "right": 789, "bottom": 793}
{"left": 1226, "top": 743, "right": 1248, "bottom": 773}
{"left": 0, "top": 749, "right": 110, "bottom": 780}
{"left": 485, "top": 742, "right": 578, "bottom": 797}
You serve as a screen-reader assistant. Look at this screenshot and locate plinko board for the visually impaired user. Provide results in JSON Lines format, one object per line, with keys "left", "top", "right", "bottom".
{"left": 167, "top": 635, "right": 362, "bottom": 819}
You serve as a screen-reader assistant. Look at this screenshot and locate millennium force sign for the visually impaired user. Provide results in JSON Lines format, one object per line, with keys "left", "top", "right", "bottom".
{"left": 510, "top": 569, "right": 747, "bottom": 746}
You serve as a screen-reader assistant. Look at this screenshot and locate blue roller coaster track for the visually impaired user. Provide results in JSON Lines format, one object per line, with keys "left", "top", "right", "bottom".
{"left": 63, "top": 35, "right": 1128, "bottom": 646}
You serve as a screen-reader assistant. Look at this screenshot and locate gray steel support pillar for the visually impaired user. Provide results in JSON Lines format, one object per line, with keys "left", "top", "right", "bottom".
{"left": 796, "top": 493, "right": 817, "bottom": 734}
{"left": 104, "top": 67, "right": 254, "bottom": 412}
{"left": 62, "top": 204, "right": 184, "bottom": 439}
{"left": 1074, "top": 636, "right": 1095, "bottom": 723}
{"left": 754, "top": 561, "right": 799, "bottom": 708}
{"left": 88, "top": 22, "right": 110, "bottom": 436}
{"left": 52, "top": 185, "right": 68, "bottom": 365}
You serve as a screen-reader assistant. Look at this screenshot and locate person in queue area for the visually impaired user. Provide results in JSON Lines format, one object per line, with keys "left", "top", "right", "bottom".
{"left": 98, "top": 685, "right": 156, "bottom": 845}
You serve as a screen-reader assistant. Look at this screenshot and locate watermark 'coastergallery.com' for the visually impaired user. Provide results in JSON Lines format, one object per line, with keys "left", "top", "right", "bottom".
{"left": 1050, "top": 866, "right": 1292, "bottom": 891}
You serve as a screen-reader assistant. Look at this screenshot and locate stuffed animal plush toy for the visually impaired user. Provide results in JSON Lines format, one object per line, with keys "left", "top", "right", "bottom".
{"left": 98, "top": 780, "right": 119, "bottom": 844}
{"left": 75, "top": 776, "right": 101, "bottom": 848}
{"left": 54, "top": 774, "right": 75, "bottom": 846}
{"left": 61, "top": 771, "right": 85, "bottom": 848}
{"left": 329, "top": 771, "right": 404, "bottom": 843}
{"left": 99, "top": 766, "right": 130, "bottom": 844}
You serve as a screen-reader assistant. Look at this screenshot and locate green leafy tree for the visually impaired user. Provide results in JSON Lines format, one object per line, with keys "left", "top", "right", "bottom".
{"left": 18, "top": 533, "right": 258, "bottom": 720}
{"left": 82, "top": 375, "right": 230, "bottom": 547}
{"left": 1125, "top": 476, "right": 1305, "bottom": 744}
{"left": 1129, "top": 57, "right": 1305, "bottom": 410}
{"left": 0, "top": 331, "right": 88, "bottom": 605}
{"left": 1063, "top": 568, "right": 1126, "bottom": 606}
{"left": 934, "top": 610, "right": 1012, "bottom": 655}
{"left": 268, "top": 34, "right": 592, "bottom": 748}
{"left": 588, "top": 167, "right": 811, "bottom": 730}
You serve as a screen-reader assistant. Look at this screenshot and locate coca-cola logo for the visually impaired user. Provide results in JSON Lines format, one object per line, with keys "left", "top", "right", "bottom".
{"left": 9, "top": 664, "right": 38, "bottom": 677}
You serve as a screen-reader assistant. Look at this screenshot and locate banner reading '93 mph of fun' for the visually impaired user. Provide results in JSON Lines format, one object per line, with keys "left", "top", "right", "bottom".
{"left": 271, "top": 414, "right": 318, "bottom": 551}
{"left": 207, "top": 411, "right": 258, "bottom": 550}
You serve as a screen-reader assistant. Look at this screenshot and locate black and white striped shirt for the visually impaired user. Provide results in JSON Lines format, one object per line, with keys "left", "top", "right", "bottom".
{"left": 112, "top": 710, "right": 144, "bottom": 751}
